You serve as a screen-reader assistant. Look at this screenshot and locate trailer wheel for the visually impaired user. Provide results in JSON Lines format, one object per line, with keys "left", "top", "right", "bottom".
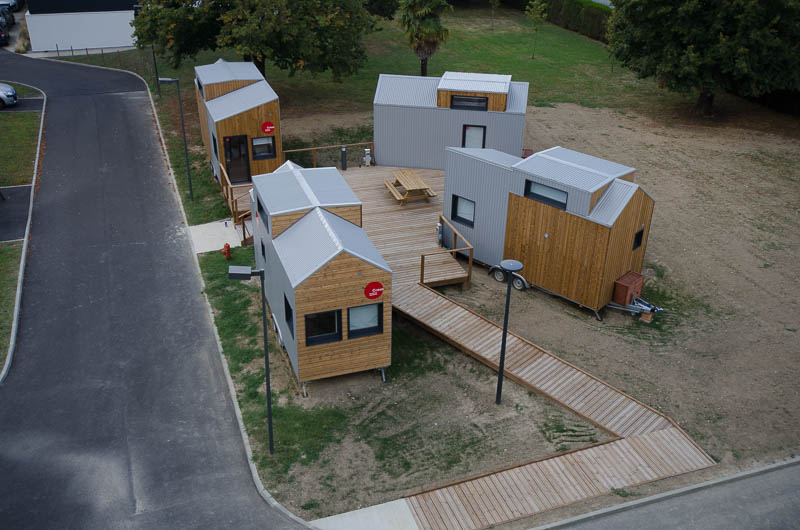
{"left": 492, "top": 269, "right": 506, "bottom": 282}
{"left": 512, "top": 276, "right": 526, "bottom": 291}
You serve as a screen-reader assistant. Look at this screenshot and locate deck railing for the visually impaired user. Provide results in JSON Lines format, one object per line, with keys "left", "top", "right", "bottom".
{"left": 420, "top": 215, "right": 474, "bottom": 286}
{"left": 282, "top": 142, "right": 374, "bottom": 168}
{"left": 220, "top": 164, "right": 252, "bottom": 224}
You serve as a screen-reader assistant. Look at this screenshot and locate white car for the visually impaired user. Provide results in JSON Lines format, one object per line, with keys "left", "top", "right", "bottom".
{"left": 0, "top": 82, "right": 18, "bottom": 108}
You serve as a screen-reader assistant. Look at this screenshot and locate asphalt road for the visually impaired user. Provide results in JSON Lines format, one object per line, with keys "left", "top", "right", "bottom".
{"left": 552, "top": 462, "right": 800, "bottom": 530}
{"left": 0, "top": 52, "right": 305, "bottom": 528}
{"left": 0, "top": 97, "right": 43, "bottom": 112}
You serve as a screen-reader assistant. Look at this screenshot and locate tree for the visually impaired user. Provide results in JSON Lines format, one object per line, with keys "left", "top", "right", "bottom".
{"left": 398, "top": 0, "right": 453, "bottom": 77}
{"left": 607, "top": 0, "right": 800, "bottom": 115}
{"left": 489, "top": 0, "right": 501, "bottom": 32}
{"left": 132, "top": 0, "right": 376, "bottom": 80}
{"left": 366, "top": 0, "right": 400, "bottom": 19}
{"left": 524, "top": 0, "right": 547, "bottom": 59}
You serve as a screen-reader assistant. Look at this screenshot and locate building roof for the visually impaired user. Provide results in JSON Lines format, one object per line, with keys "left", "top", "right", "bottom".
{"left": 447, "top": 147, "right": 522, "bottom": 168}
{"left": 437, "top": 71, "right": 512, "bottom": 94}
{"left": 587, "top": 180, "right": 639, "bottom": 227}
{"left": 374, "top": 74, "right": 529, "bottom": 114}
{"left": 194, "top": 59, "right": 263, "bottom": 85}
{"left": 252, "top": 161, "right": 361, "bottom": 216}
{"left": 205, "top": 80, "right": 279, "bottom": 122}
{"left": 273, "top": 208, "right": 391, "bottom": 287}
{"left": 513, "top": 147, "right": 635, "bottom": 192}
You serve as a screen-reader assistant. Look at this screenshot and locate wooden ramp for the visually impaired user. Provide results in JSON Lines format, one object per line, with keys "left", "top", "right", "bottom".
{"left": 338, "top": 167, "right": 713, "bottom": 529}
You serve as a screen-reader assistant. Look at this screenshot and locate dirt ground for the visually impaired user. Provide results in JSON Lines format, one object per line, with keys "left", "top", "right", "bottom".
{"left": 432, "top": 101, "right": 800, "bottom": 525}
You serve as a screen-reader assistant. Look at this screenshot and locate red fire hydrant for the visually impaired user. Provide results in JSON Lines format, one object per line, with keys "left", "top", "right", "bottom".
{"left": 221, "top": 243, "right": 232, "bottom": 260}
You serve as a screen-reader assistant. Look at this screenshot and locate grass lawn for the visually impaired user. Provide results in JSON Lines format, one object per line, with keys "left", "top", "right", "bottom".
{"left": 1, "top": 82, "right": 41, "bottom": 98}
{"left": 0, "top": 241, "right": 23, "bottom": 368}
{"left": 0, "top": 111, "right": 40, "bottom": 187}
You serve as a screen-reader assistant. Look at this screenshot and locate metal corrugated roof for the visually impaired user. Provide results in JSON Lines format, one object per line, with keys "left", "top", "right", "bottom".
{"left": 447, "top": 147, "right": 522, "bottom": 168}
{"left": 252, "top": 163, "right": 361, "bottom": 216}
{"left": 194, "top": 59, "right": 263, "bottom": 85}
{"left": 205, "top": 80, "right": 278, "bottom": 122}
{"left": 437, "top": 72, "right": 512, "bottom": 94}
{"left": 514, "top": 153, "right": 614, "bottom": 192}
{"left": 587, "top": 180, "right": 639, "bottom": 226}
{"left": 540, "top": 147, "right": 635, "bottom": 179}
{"left": 373, "top": 74, "right": 438, "bottom": 108}
{"left": 505, "top": 82, "right": 529, "bottom": 114}
{"left": 273, "top": 208, "right": 390, "bottom": 287}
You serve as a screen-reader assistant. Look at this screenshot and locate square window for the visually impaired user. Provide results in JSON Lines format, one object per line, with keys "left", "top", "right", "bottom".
{"left": 284, "top": 295, "right": 294, "bottom": 338}
{"left": 257, "top": 198, "right": 269, "bottom": 232}
{"left": 451, "top": 195, "right": 475, "bottom": 227}
{"left": 451, "top": 95, "right": 488, "bottom": 111}
{"left": 633, "top": 229, "right": 644, "bottom": 250}
{"left": 305, "top": 309, "right": 342, "bottom": 346}
{"left": 462, "top": 125, "right": 486, "bottom": 148}
{"left": 252, "top": 137, "right": 276, "bottom": 160}
{"left": 524, "top": 180, "right": 568, "bottom": 210}
{"left": 348, "top": 303, "right": 383, "bottom": 339}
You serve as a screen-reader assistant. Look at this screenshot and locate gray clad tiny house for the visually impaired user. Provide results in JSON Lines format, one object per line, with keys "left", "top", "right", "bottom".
{"left": 443, "top": 147, "right": 655, "bottom": 314}
{"left": 373, "top": 72, "right": 529, "bottom": 170}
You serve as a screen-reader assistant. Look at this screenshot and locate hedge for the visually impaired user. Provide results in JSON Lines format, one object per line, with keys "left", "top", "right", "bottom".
{"left": 502, "top": 0, "right": 612, "bottom": 43}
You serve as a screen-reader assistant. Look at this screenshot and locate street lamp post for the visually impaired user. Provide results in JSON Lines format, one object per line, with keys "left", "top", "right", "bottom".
{"left": 229, "top": 265, "right": 275, "bottom": 454}
{"left": 158, "top": 77, "right": 193, "bottom": 200}
{"left": 495, "top": 259, "right": 524, "bottom": 405}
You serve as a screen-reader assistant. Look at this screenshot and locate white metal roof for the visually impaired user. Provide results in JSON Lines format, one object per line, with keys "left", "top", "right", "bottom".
{"left": 437, "top": 72, "right": 512, "bottom": 94}
{"left": 505, "top": 81, "right": 529, "bottom": 114}
{"left": 447, "top": 147, "right": 522, "bottom": 167}
{"left": 273, "top": 208, "right": 391, "bottom": 287}
{"left": 194, "top": 59, "right": 263, "bottom": 85}
{"left": 252, "top": 163, "right": 361, "bottom": 216}
{"left": 541, "top": 147, "right": 635, "bottom": 180}
{"left": 513, "top": 146, "right": 635, "bottom": 192}
{"left": 587, "top": 180, "right": 639, "bottom": 226}
{"left": 205, "top": 80, "right": 279, "bottom": 122}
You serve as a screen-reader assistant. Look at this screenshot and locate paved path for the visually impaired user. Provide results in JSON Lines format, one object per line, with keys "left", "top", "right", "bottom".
{"left": 0, "top": 52, "right": 304, "bottom": 528}
{"left": 547, "top": 460, "right": 800, "bottom": 529}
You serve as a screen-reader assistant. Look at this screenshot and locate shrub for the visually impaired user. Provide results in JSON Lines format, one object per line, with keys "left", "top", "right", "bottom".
{"left": 546, "top": 0, "right": 611, "bottom": 42}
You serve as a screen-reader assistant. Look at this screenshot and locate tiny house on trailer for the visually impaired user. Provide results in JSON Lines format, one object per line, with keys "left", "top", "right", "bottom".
{"left": 250, "top": 161, "right": 392, "bottom": 391}
{"left": 373, "top": 71, "right": 529, "bottom": 170}
{"left": 194, "top": 59, "right": 283, "bottom": 185}
{"left": 443, "top": 146, "right": 655, "bottom": 318}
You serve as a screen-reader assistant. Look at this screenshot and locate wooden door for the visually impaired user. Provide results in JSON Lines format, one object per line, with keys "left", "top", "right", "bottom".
{"left": 224, "top": 135, "right": 251, "bottom": 183}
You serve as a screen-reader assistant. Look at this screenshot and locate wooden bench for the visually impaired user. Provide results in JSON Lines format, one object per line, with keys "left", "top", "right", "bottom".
{"left": 384, "top": 179, "right": 406, "bottom": 204}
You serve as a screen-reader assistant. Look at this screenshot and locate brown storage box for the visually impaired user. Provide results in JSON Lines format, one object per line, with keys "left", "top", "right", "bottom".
{"left": 613, "top": 271, "right": 644, "bottom": 306}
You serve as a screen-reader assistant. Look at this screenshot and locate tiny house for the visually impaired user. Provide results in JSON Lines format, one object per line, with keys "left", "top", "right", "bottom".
{"left": 443, "top": 146, "right": 654, "bottom": 316}
{"left": 195, "top": 59, "right": 283, "bottom": 185}
{"left": 251, "top": 161, "right": 392, "bottom": 389}
{"left": 373, "top": 71, "right": 529, "bottom": 170}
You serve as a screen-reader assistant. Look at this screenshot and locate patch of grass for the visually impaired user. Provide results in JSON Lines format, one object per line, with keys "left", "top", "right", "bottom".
{"left": 388, "top": 325, "right": 452, "bottom": 380}
{"left": 611, "top": 488, "right": 640, "bottom": 498}
{"left": 0, "top": 111, "right": 40, "bottom": 186}
{"left": 539, "top": 414, "right": 598, "bottom": 451}
{"left": 300, "top": 500, "right": 320, "bottom": 511}
{"left": 0, "top": 241, "right": 23, "bottom": 367}
{"left": 3, "top": 82, "right": 40, "bottom": 98}
{"left": 283, "top": 124, "right": 374, "bottom": 168}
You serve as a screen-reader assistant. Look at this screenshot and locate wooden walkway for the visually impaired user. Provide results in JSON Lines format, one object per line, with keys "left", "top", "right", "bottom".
{"left": 340, "top": 167, "right": 714, "bottom": 529}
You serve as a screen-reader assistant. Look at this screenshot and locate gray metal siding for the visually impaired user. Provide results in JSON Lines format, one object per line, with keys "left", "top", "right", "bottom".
{"left": 443, "top": 149, "right": 519, "bottom": 266}
{"left": 374, "top": 105, "right": 525, "bottom": 170}
{"left": 208, "top": 106, "right": 219, "bottom": 180}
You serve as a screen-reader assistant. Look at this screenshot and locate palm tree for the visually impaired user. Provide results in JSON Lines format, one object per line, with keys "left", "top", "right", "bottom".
{"left": 398, "top": 0, "right": 453, "bottom": 77}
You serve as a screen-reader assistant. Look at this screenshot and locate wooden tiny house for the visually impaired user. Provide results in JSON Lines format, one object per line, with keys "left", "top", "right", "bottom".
{"left": 443, "top": 147, "right": 655, "bottom": 315}
{"left": 250, "top": 162, "right": 392, "bottom": 388}
{"left": 195, "top": 59, "right": 283, "bottom": 223}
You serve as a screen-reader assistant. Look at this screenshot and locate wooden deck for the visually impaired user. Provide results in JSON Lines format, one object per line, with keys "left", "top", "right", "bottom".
{"left": 339, "top": 167, "right": 713, "bottom": 528}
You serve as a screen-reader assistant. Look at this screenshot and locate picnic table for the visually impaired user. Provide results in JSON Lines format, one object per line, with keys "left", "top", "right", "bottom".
{"left": 384, "top": 169, "right": 438, "bottom": 205}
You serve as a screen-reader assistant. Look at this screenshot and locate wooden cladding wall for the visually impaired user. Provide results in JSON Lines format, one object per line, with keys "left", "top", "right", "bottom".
{"left": 504, "top": 194, "right": 610, "bottom": 310}
{"left": 294, "top": 253, "right": 392, "bottom": 382}
{"left": 619, "top": 171, "right": 637, "bottom": 183}
{"left": 196, "top": 87, "right": 212, "bottom": 162}
{"left": 436, "top": 90, "right": 507, "bottom": 112}
{"left": 325, "top": 205, "right": 362, "bottom": 227}
{"left": 600, "top": 188, "right": 654, "bottom": 306}
{"left": 216, "top": 99, "right": 283, "bottom": 178}
{"left": 203, "top": 79, "right": 259, "bottom": 100}
{"left": 271, "top": 209, "right": 310, "bottom": 238}
{"left": 589, "top": 182, "right": 611, "bottom": 212}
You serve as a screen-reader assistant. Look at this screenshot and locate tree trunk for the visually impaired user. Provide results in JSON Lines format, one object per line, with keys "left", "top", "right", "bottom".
{"left": 420, "top": 57, "right": 428, "bottom": 77}
{"left": 532, "top": 31, "right": 538, "bottom": 59}
{"left": 491, "top": 7, "right": 495, "bottom": 32}
{"left": 695, "top": 89, "right": 715, "bottom": 115}
{"left": 254, "top": 55, "right": 266, "bottom": 77}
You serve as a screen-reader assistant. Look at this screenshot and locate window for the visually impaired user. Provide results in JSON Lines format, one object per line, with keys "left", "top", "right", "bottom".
{"left": 305, "top": 309, "right": 342, "bottom": 346}
{"left": 196, "top": 78, "right": 204, "bottom": 99}
{"left": 257, "top": 197, "right": 268, "bottom": 233}
{"left": 252, "top": 137, "right": 276, "bottom": 160}
{"left": 212, "top": 134, "right": 218, "bottom": 160}
{"left": 451, "top": 95, "right": 488, "bottom": 111}
{"left": 451, "top": 195, "right": 475, "bottom": 228}
{"left": 284, "top": 295, "right": 294, "bottom": 338}
{"left": 633, "top": 229, "right": 644, "bottom": 250}
{"left": 260, "top": 240, "right": 266, "bottom": 261}
{"left": 348, "top": 303, "right": 383, "bottom": 339}
{"left": 524, "top": 180, "right": 568, "bottom": 210}
{"left": 462, "top": 125, "right": 486, "bottom": 148}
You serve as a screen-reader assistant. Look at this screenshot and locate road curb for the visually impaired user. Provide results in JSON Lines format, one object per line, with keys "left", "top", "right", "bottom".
{"left": 533, "top": 457, "right": 800, "bottom": 529}
{"left": 0, "top": 80, "right": 46, "bottom": 385}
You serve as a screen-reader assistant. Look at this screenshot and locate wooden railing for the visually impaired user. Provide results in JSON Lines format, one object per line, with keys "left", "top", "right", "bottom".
{"left": 420, "top": 215, "right": 474, "bottom": 286}
{"left": 282, "top": 141, "right": 374, "bottom": 168}
{"left": 220, "top": 164, "right": 252, "bottom": 224}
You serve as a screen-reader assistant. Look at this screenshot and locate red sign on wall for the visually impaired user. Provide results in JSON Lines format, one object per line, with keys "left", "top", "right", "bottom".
{"left": 261, "top": 121, "right": 275, "bottom": 134}
{"left": 364, "top": 282, "right": 384, "bottom": 300}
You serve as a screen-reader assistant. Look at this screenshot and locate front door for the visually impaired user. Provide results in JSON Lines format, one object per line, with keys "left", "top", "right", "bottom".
{"left": 462, "top": 125, "right": 486, "bottom": 148}
{"left": 223, "top": 135, "right": 251, "bottom": 183}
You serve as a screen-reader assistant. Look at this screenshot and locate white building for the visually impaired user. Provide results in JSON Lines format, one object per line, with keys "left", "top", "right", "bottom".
{"left": 26, "top": 0, "right": 136, "bottom": 52}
